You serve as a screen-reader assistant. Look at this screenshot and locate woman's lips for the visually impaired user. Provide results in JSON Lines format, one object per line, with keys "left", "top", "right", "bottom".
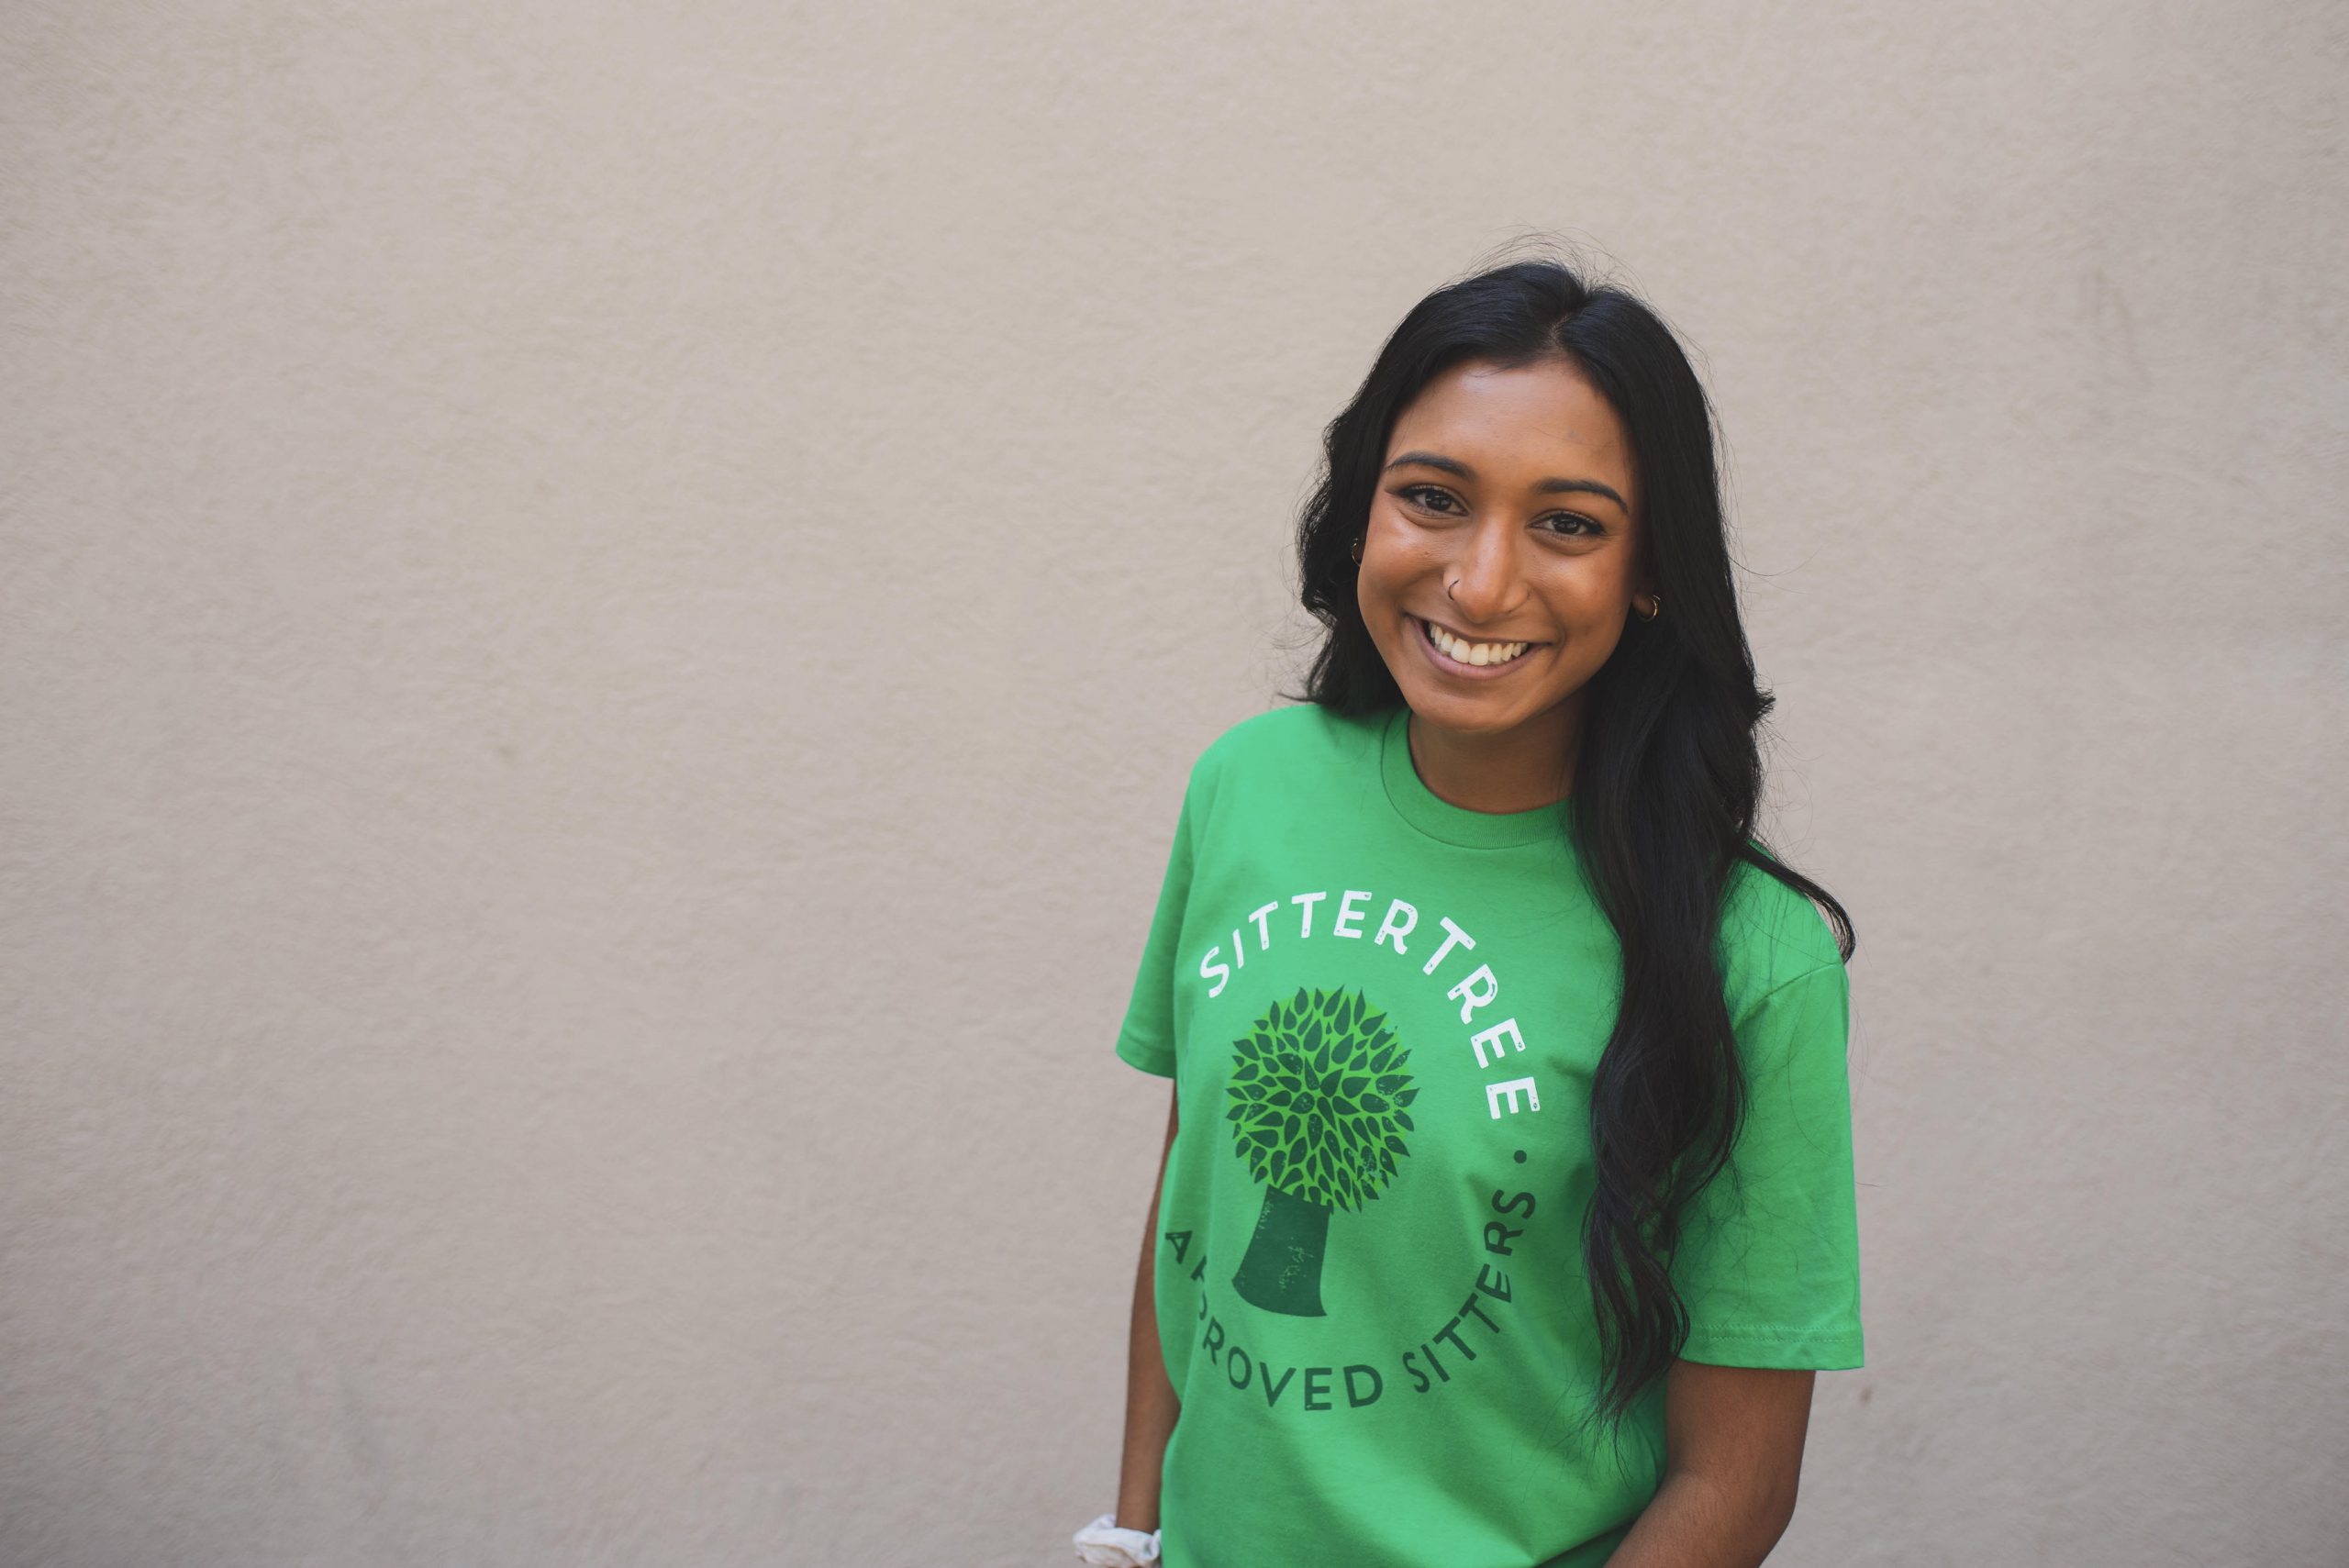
{"left": 1414, "top": 614, "right": 1543, "bottom": 678}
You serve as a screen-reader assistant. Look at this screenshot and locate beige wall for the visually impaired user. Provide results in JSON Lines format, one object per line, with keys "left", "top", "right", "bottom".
{"left": 4, "top": 3, "right": 2342, "bottom": 1564}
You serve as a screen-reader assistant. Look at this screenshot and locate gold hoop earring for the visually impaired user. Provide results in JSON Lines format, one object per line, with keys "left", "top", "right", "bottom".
{"left": 1637, "top": 595, "right": 1662, "bottom": 622}
{"left": 1351, "top": 533, "right": 1364, "bottom": 564}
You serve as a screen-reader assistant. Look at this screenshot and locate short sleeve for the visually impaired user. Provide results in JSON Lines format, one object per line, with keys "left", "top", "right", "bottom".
{"left": 1111, "top": 784, "right": 1195, "bottom": 1080}
{"left": 1671, "top": 959, "right": 1865, "bottom": 1369}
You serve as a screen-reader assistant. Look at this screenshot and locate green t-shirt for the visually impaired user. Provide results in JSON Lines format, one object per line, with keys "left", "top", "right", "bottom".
{"left": 1114, "top": 701, "right": 1864, "bottom": 1568}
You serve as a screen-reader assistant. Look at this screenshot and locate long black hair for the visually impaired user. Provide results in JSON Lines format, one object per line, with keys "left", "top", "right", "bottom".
{"left": 1278, "top": 246, "right": 1856, "bottom": 1441}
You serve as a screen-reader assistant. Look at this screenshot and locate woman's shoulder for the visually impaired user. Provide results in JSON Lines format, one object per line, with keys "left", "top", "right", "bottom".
{"left": 1186, "top": 700, "right": 1384, "bottom": 795}
{"left": 1717, "top": 847, "right": 1847, "bottom": 1007}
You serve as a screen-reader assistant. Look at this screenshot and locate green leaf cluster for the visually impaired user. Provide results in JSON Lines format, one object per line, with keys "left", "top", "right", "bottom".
{"left": 1225, "top": 984, "right": 1417, "bottom": 1210}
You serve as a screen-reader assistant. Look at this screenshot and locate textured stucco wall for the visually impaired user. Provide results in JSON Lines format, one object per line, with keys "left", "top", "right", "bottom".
{"left": 3, "top": 4, "right": 2342, "bottom": 1565}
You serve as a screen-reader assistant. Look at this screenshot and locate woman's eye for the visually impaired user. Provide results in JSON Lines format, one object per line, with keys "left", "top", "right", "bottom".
{"left": 1395, "top": 486, "right": 1601, "bottom": 536}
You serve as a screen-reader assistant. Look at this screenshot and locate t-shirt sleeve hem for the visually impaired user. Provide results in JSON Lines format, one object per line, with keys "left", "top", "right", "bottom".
{"left": 1115, "top": 1032, "right": 1175, "bottom": 1078}
{"left": 1677, "top": 1322, "right": 1865, "bottom": 1371}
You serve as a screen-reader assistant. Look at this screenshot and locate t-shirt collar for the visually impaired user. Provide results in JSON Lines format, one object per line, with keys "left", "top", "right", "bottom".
{"left": 1377, "top": 705, "right": 1574, "bottom": 850}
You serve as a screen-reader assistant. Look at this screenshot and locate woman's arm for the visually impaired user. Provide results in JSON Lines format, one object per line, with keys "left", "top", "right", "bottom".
{"left": 1112, "top": 1086, "right": 1184, "bottom": 1533}
{"left": 1602, "top": 1361, "right": 1815, "bottom": 1568}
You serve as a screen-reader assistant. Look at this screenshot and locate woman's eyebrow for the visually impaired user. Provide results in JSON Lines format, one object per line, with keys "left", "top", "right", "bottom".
{"left": 1382, "top": 451, "right": 1628, "bottom": 511}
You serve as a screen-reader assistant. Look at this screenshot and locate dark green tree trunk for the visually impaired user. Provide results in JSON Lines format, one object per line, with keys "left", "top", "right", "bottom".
{"left": 1232, "top": 1184, "right": 1332, "bottom": 1317}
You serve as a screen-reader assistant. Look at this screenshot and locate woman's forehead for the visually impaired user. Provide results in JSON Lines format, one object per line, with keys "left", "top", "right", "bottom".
{"left": 1388, "top": 361, "right": 1638, "bottom": 512}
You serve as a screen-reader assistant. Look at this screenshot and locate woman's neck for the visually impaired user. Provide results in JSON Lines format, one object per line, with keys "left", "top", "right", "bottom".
{"left": 1406, "top": 700, "right": 1579, "bottom": 815}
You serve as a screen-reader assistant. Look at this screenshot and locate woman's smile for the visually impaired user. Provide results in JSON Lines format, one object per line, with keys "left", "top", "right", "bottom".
{"left": 1413, "top": 612, "right": 1547, "bottom": 677}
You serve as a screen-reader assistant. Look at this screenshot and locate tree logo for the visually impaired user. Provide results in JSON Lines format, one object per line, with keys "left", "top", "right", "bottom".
{"left": 1226, "top": 984, "right": 1418, "bottom": 1317}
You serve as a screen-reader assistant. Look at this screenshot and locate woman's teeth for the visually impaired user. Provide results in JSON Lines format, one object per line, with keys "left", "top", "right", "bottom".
{"left": 1419, "top": 616, "right": 1533, "bottom": 667}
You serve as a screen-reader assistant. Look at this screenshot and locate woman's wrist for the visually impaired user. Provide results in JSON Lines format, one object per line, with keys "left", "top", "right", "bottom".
{"left": 1110, "top": 1487, "right": 1159, "bottom": 1534}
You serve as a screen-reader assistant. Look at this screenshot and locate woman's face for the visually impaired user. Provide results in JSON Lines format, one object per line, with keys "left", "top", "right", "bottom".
{"left": 1355, "top": 356, "right": 1650, "bottom": 740}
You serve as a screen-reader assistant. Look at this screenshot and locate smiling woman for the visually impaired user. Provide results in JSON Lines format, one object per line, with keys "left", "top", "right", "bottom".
{"left": 1092, "top": 252, "right": 1863, "bottom": 1568}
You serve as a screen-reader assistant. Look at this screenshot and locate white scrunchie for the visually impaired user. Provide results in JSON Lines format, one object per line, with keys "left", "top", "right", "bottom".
{"left": 1073, "top": 1511, "right": 1162, "bottom": 1565}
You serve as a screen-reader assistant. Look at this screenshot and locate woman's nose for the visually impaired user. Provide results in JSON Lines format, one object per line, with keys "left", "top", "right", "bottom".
{"left": 1444, "top": 524, "right": 1522, "bottom": 617}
